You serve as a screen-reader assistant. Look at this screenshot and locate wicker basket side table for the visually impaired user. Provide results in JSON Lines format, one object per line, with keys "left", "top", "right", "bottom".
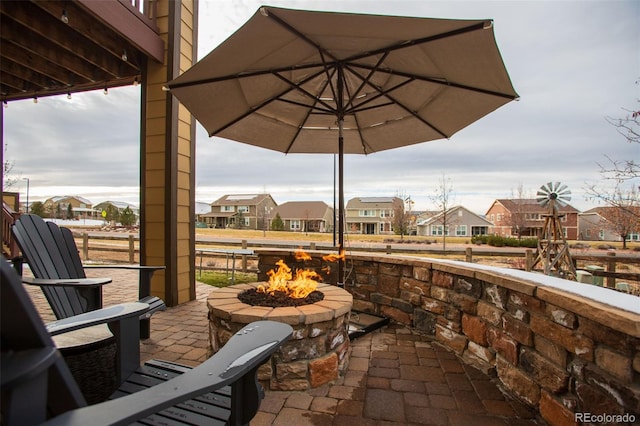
{"left": 52, "top": 324, "right": 117, "bottom": 404}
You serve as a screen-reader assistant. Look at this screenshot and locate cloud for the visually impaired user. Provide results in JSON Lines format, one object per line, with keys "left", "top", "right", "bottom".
{"left": 3, "top": 0, "right": 639, "bottom": 215}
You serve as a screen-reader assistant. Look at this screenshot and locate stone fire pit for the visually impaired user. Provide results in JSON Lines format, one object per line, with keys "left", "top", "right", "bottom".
{"left": 207, "top": 282, "right": 353, "bottom": 391}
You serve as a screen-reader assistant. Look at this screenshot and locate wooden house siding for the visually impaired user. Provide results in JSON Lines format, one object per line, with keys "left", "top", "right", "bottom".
{"left": 416, "top": 206, "right": 492, "bottom": 237}
{"left": 345, "top": 197, "right": 399, "bottom": 235}
{"left": 274, "top": 201, "right": 334, "bottom": 233}
{"left": 204, "top": 194, "right": 277, "bottom": 229}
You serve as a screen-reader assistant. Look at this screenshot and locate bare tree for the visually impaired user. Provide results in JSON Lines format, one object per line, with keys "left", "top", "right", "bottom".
{"left": 2, "top": 144, "right": 19, "bottom": 190}
{"left": 597, "top": 89, "right": 639, "bottom": 182}
{"left": 596, "top": 185, "right": 640, "bottom": 250}
{"left": 392, "top": 191, "right": 412, "bottom": 240}
{"left": 429, "top": 174, "right": 455, "bottom": 250}
{"left": 586, "top": 92, "right": 640, "bottom": 224}
{"left": 505, "top": 183, "right": 531, "bottom": 239}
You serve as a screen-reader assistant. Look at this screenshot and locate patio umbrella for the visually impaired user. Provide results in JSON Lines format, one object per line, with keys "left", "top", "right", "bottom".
{"left": 167, "top": 5, "right": 518, "bottom": 283}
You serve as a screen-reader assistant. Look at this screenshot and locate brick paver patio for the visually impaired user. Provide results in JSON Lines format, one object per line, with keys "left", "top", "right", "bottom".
{"left": 25, "top": 267, "right": 545, "bottom": 425}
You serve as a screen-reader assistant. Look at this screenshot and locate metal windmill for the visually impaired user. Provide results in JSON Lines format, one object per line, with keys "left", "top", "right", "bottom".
{"left": 531, "top": 182, "right": 576, "bottom": 280}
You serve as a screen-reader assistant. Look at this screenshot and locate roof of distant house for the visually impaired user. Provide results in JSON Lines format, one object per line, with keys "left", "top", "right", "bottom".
{"left": 47, "top": 195, "right": 93, "bottom": 205}
{"left": 212, "top": 194, "right": 275, "bottom": 205}
{"left": 274, "top": 201, "right": 332, "bottom": 219}
{"left": 346, "top": 196, "right": 400, "bottom": 209}
{"left": 492, "top": 198, "right": 579, "bottom": 213}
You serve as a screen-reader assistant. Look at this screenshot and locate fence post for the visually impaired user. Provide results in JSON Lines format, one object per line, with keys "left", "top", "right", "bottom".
{"left": 606, "top": 252, "right": 616, "bottom": 288}
{"left": 82, "top": 232, "right": 89, "bottom": 260}
{"left": 242, "top": 240, "right": 248, "bottom": 272}
{"left": 310, "top": 242, "right": 316, "bottom": 250}
{"left": 129, "top": 234, "right": 135, "bottom": 264}
{"left": 386, "top": 245, "right": 392, "bottom": 254}
{"left": 525, "top": 249, "right": 533, "bottom": 272}
{"left": 465, "top": 247, "right": 472, "bottom": 263}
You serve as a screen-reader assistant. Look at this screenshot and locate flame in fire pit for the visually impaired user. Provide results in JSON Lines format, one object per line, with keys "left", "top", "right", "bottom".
{"left": 257, "top": 250, "right": 344, "bottom": 299}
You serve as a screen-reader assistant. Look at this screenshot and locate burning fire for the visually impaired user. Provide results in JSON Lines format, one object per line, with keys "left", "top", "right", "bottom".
{"left": 322, "top": 251, "right": 345, "bottom": 263}
{"left": 257, "top": 249, "right": 344, "bottom": 299}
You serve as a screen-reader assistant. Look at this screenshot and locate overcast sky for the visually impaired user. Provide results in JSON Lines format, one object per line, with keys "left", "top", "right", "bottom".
{"left": 3, "top": 0, "right": 639, "bottom": 214}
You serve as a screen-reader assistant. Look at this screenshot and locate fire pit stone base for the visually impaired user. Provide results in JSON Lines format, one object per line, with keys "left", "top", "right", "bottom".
{"left": 207, "top": 282, "right": 353, "bottom": 391}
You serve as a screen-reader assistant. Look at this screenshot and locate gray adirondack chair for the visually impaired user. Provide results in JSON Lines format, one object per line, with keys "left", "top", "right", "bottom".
{"left": 0, "top": 257, "right": 292, "bottom": 425}
{"left": 12, "top": 213, "right": 165, "bottom": 338}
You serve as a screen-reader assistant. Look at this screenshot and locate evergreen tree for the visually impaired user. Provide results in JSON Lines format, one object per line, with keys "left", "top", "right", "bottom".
{"left": 271, "top": 213, "right": 284, "bottom": 231}
{"left": 119, "top": 206, "right": 137, "bottom": 227}
{"left": 29, "top": 201, "right": 45, "bottom": 217}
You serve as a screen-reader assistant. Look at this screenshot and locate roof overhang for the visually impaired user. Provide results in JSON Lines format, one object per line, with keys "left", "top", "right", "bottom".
{"left": 0, "top": 0, "right": 164, "bottom": 102}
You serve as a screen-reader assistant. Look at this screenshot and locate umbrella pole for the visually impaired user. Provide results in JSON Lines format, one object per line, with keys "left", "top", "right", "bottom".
{"left": 338, "top": 119, "right": 345, "bottom": 286}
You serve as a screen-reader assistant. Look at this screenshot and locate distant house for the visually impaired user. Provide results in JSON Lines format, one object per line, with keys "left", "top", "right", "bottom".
{"left": 94, "top": 201, "right": 139, "bottom": 215}
{"left": 201, "top": 194, "right": 277, "bottom": 229}
{"left": 579, "top": 207, "right": 640, "bottom": 242}
{"left": 43, "top": 195, "right": 96, "bottom": 219}
{"left": 195, "top": 202, "right": 212, "bottom": 225}
{"left": 344, "top": 197, "right": 400, "bottom": 235}
{"left": 417, "top": 205, "right": 492, "bottom": 237}
{"left": 273, "top": 201, "right": 334, "bottom": 233}
{"left": 485, "top": 199, "right": 579, "bottom": 239}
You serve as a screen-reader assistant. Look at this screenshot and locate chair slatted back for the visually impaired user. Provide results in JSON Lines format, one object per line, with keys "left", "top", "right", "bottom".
{"left": 12, "top": 214, "right": 99, "bottom": 319}
{"left": 58, "top": 225, "right": 87, "bottom": 276}
{"left": 1, "top": 258, "right": 87, "bottom": 424}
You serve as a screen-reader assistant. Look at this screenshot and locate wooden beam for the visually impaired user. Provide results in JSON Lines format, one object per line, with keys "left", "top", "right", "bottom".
{"left": 78, "top": 0, "right": 164, "bottom": 63}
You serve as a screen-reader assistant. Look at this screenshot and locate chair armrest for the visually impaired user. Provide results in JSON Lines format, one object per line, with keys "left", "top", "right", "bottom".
{"left": 46, "top": 302, "right": 149, "bottom": 336}
{"left": 83, "top": 265, "right": 165, "bottom": 299}
{"left": 83, "top": 265, "right": 165, "bottom": 272}
{"left": 1, "top": 347, "right": 59, "bottom": 389}
{"left": 43, "top": 321, "right": 293, "bottom": 426}
{"left": 22, "top": 277, "right": 112, "bottom": 288}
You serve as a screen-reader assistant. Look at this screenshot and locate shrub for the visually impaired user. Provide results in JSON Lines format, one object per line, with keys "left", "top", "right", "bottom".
{"left": 474, "top": 235, "right": 537, "bottom": 248}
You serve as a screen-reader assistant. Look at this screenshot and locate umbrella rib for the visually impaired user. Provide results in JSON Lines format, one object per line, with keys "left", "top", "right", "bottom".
{"left": 343, "top": 21, "right": 488, "bottom": 64}
{"left": 274, "top": 69, "right": 338, "bottom": 154}
{"left": 352, "top": 114, "right": 374, "bottom": 154}
{"left": 344, "top": 51, "right": 390, "bottom": 112}
{"left": 341, "top": 65, "right": 448, "bottom": 138}
{"left": 277, "top": 97, "right": 334, "bottom": 115}
{"left": 272, "top": 70, "right": 337, "bottom": 114}
{"left": 350, "top": 63, "right": 516, "bottom": 100}
{"left": 342, "top": 68, "right": 414, "bottom": 113}
{"left": 168, "top": 62, "right": 326, "bottom": 89}
{"left": 211, "top": 67, "right": 334, "bottom": 135}
{"left": 265, "top": 9, "right": 339, "bottom": 63}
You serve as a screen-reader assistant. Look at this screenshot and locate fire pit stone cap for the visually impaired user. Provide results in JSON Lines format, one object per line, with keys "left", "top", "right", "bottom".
{"left": 315, "top": 300, "right": 352, "bottom": 318}
{"left": 297, "top": 304, "right": 335, "bottom": 324}
{"left": 231, "top": 306, "right": 274, "bottom": 323}
{"left": 209, "top": 301, "right": 252, "bottom": 320}
{"left": 265, "top": 306, "right": 305, "bottom": 325}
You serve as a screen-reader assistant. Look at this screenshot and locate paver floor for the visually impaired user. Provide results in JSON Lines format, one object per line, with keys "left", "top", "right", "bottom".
{"left": 25, "top": 267, "right": 545, "bottom": 425}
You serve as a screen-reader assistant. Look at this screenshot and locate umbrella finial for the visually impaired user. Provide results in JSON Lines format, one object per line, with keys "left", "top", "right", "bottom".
{"left": 260, "top": 7, "right": 269, "bottom": 17}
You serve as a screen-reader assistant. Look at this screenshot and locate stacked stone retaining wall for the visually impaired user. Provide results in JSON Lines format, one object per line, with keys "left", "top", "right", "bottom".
{"left": 257, "top": 250, "right": 639, "bottom": 426}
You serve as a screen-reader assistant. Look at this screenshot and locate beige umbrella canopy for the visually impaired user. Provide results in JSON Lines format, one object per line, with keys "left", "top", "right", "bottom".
{"left": 168, "top": 5, "right": 518, "bottom": 282}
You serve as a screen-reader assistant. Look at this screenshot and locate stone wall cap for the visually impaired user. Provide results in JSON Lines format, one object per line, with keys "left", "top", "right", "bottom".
{"left": 430, "top": 258, "right": 640, "bottom": 316}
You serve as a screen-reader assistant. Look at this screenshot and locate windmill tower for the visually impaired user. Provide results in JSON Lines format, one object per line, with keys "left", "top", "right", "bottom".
{"left": 531, "top": 182, "right": 576, "bottom": 280}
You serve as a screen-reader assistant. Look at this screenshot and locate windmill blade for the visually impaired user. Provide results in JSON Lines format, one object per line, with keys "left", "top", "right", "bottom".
{"left": 537, "top": 198, "right": 550, "bottom": 208}
{"left": 537, "top": 184, "right": 551, "bottom": 207}
{"left": 537, "top": 181, "right": 572, "bottom": 209}
{"left": 556, "top": 192, "right": 571, "bottom": 207}
{"left": 537, "top": 187, "right": 550, "bottom": 197}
